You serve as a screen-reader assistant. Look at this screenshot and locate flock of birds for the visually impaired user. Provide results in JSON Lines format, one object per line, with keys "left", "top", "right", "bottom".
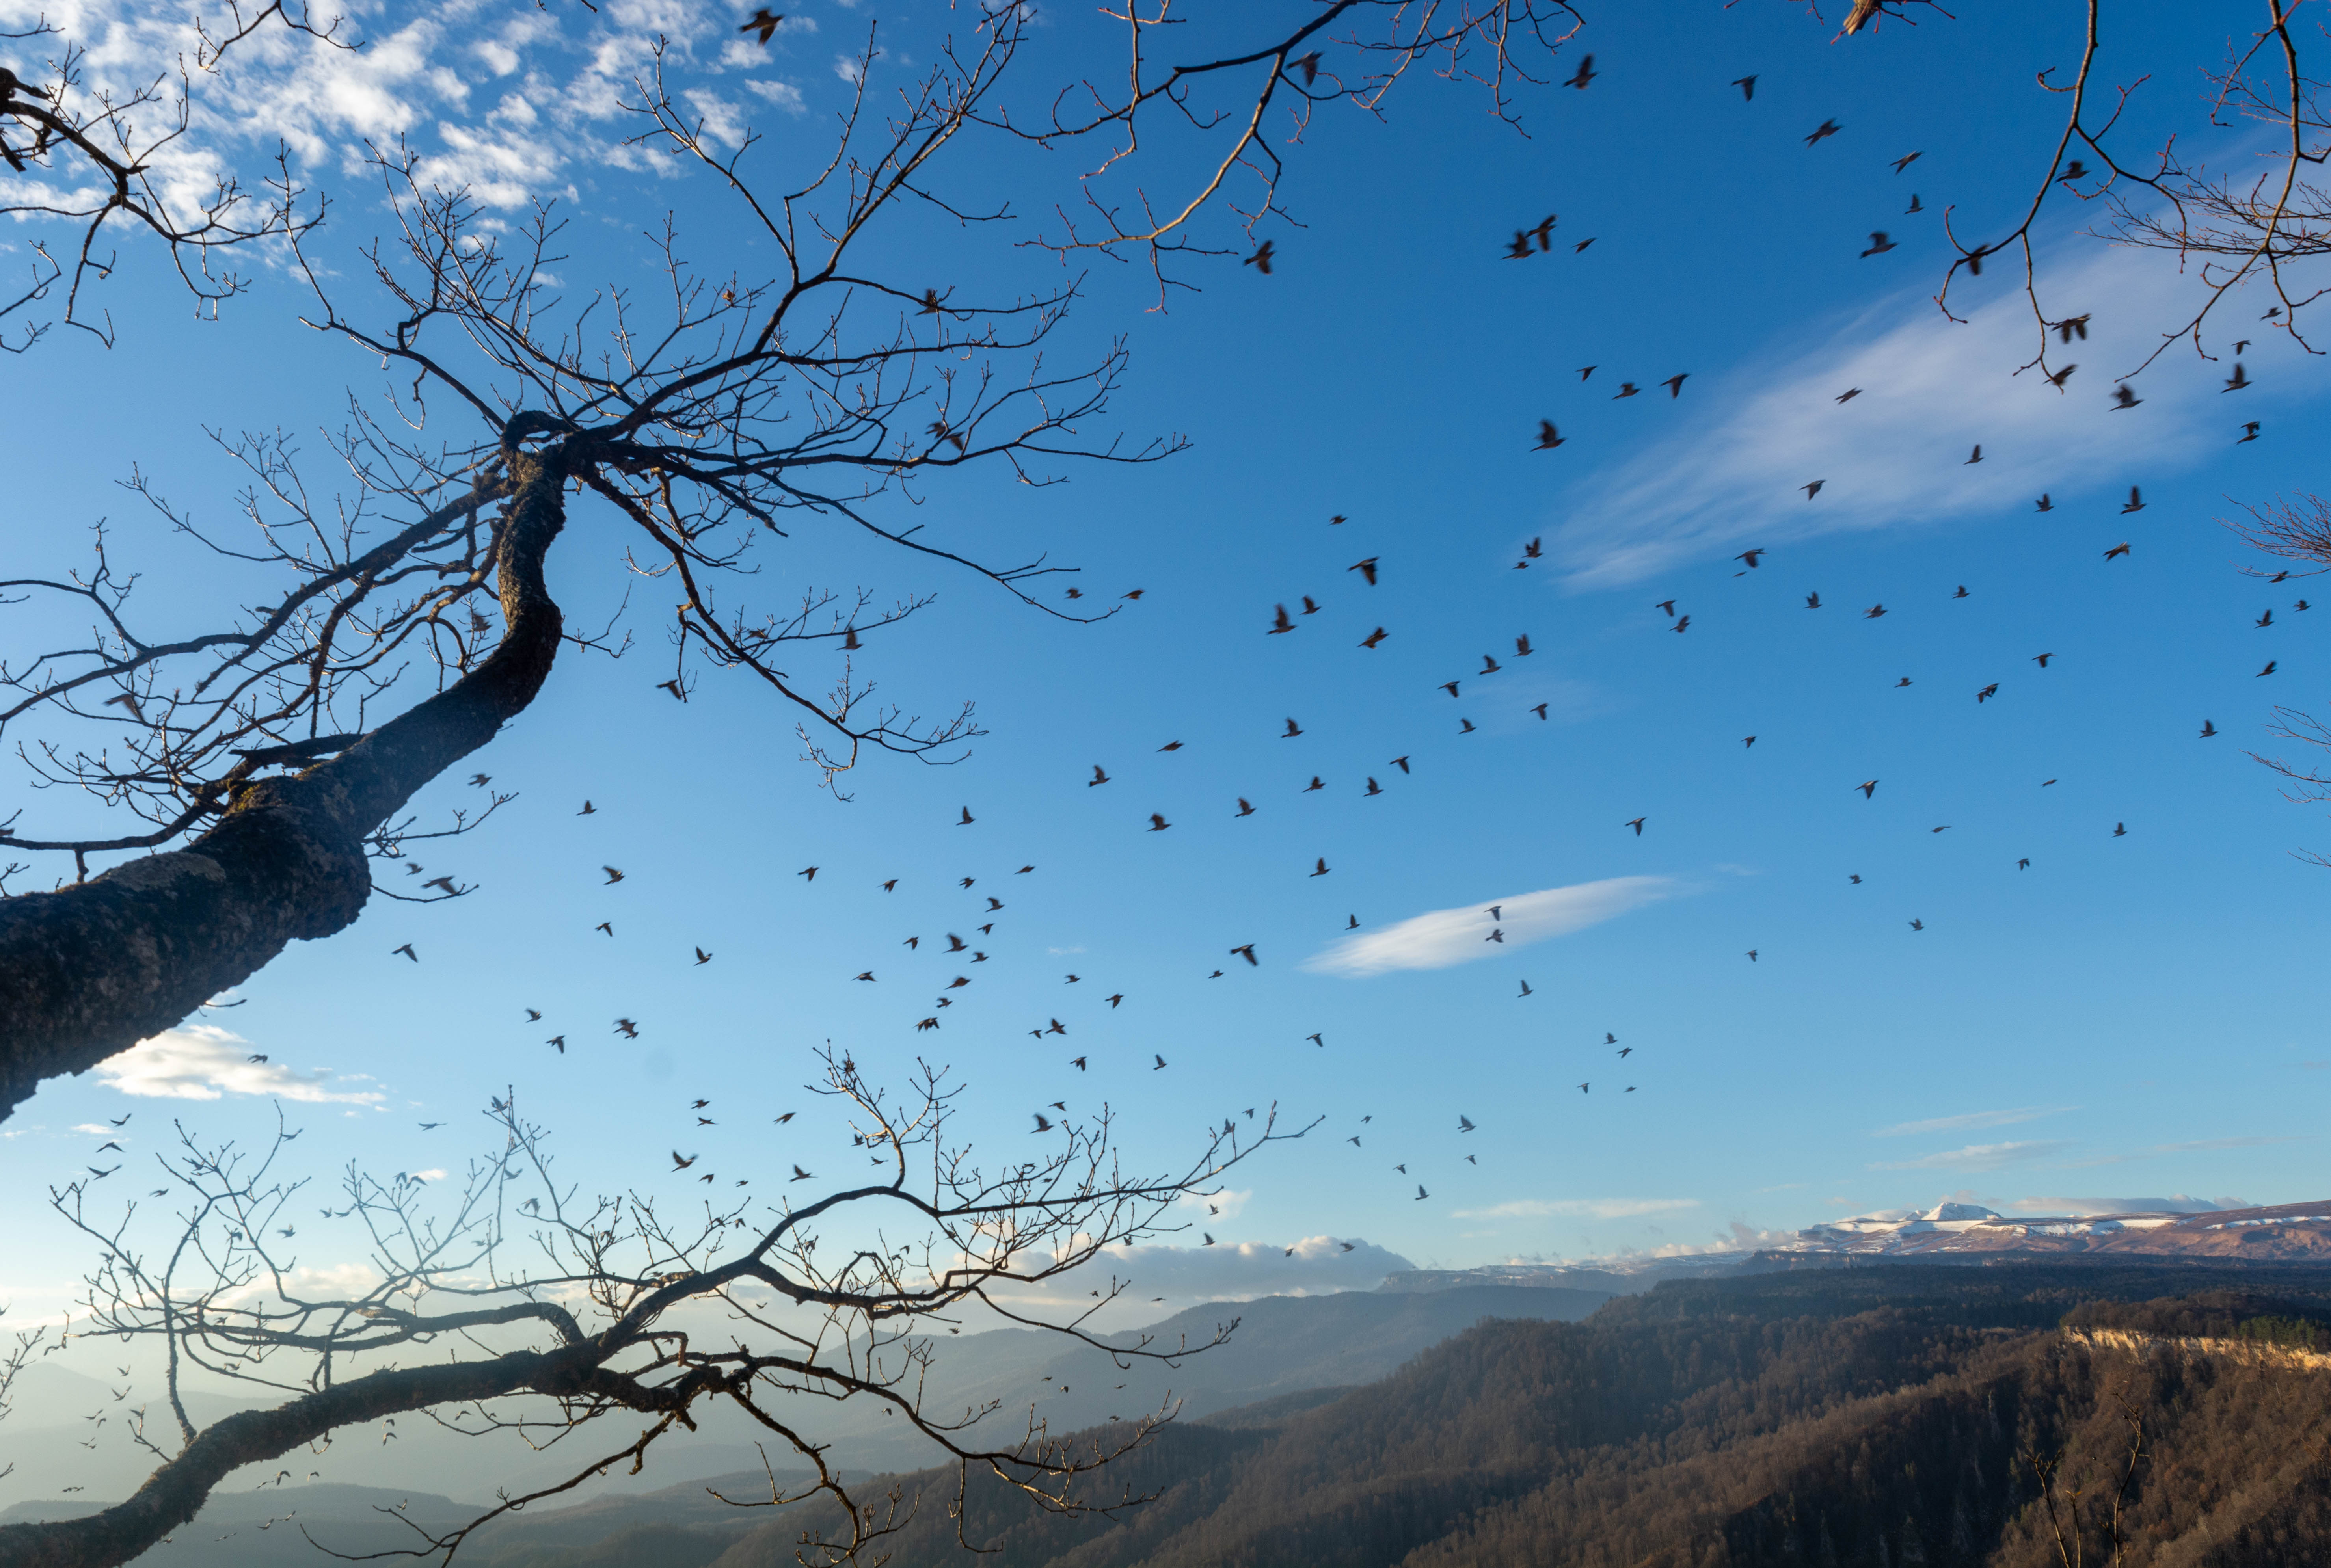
{"left": 336, "top": 57, "right": 2298, "bottom": 1261}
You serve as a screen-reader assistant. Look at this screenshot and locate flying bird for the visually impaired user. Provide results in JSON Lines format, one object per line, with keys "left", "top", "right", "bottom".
{"left": 2112, "top": 383, "right": 2142, "bottom": 409}
{"left": 1806, "top": 591, "right": 1823, "bottom": 608}
{"left": 2225, "top": 362, "right": 2251, "bottom": 392}
{"left": 1626, "top": 817, "right": 1647, "bottom": 835}
{"left": 958, "top": 806, "right": 975, "bottom": 825}
{"left": 1535, "top": 420, "right": 1566, "bottom": 450}
{"left": 1836, "top": 387, "right": 1862, "bottom": 403}
{"left": 1805, "top": 119, "right": 1841, "bottom": 146}
{"left": 2121, "top": 486, "right": 2145, "bottom": 513}
{"left": 1360, "top": 627, "right": 1388, "bottom": 649}
{"left": 1350, "top": 557, "right": 1380, "bottom": 585}
{"left": 1565, "top": 53, "right": 1596, "bottom": 88}
{"left": 1892, "top": 151, "right": 1922, "bottom": 173}
{"left": 1733, "top": 74, "right": 1757, "bottom": 99}
{"left": 1244, "top": 240, "right": 1275, "bottom": 274}
{"left": 1231, "top": 943, "right": 1259, "bottom": 966}
{"left": 392, "top": 943, "right": 417, "bottom": 963}
{"left": 614, "top": 1019, "right": 639, "bottom": 1038}
{"left": 2036, "top": 494, "right": 2053, "bottom": 512}
{"left": 1149, "top": 813, "right": 1171, "bottom": 831}
{"left": 1663, "top": 373, "right": 1689, "bottom": 398}
{"left": 2200, "top": 720, "right": 2217, "bottom": 737}
{"left": 2104, "top": 542, "right": 2131, "bottom": 560}
{"left": 1284, "top": 716, "right": 1304, "bottom": 737}
{"left": 1858, "top": 780, "right": 1879, "bottom": 798}
{"left": 1737, "top": 549, "right": 1764, "bottom": 569}
{"left": 1861, "top": 232, "right": 1896, "bottom": 256}
{"left": 1804, "top": 480, "right": 1826, "bottom": 499}
{"left": 2033, "top": 653, "right": 2054, "bottom": 667}
{"left": 1966, "top": 444, "right": 1982, "bottom": 463}
{"left": 739, "top": 8, "right": 784, "bottom": 44}
{"left": 2240, "top": 422, "right": 2262, "bottom": 443}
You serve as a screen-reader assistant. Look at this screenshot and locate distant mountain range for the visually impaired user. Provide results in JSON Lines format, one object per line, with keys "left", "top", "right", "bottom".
{"left": 1379, "top": 1198, "right": 2331, "bottom": 1292}
{"left": 20, "top": 1259, "right": 2331, "bottom": 1567}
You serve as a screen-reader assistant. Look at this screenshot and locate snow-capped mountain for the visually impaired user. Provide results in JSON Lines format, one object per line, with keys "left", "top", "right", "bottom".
{"left": 1788, "top": 1199, "right": 2331, "bottom": 1259}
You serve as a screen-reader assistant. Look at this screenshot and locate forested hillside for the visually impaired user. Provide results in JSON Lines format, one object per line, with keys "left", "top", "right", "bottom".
{"left": 702, "top": 1264, "right": 2331, "bottom": 1568}
{"left": 20, "top": 1265, "right": 2331, "bottom": 1566}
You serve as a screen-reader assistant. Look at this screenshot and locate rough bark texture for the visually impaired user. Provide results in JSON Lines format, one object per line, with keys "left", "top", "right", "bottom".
{"left": 0, "top": 444, "right": 572, "bottom": 1120}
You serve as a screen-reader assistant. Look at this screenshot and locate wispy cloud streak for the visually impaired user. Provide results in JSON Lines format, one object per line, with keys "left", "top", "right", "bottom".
{"left": 1552, "top": 244, "right": 2283, "bottom": 586}
{"left": 1303, "top": 876, "right": 1682, "bottom": 977}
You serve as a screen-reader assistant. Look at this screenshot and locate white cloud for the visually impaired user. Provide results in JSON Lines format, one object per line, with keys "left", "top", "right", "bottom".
{"left": 1871, "top": 1140, "right": 2074, "bottom": 1172}
{"left": 408, "top": 1168, "right": 448, "bottom": 1183}
{"left": 1177, "top": 1187, "right": 1250, "bottom": 1219}
{"left": 1549, "top": 242, "right": 2277, "bottom": 587}
{"left": 69, "top": 1124, "right": 121, "bottom": 1137}
{"left": 1303, "top": 876, "right": 1682, "bottom": 977}
{"left": 1450, "top": 1196, "right": 1700, "bottom": 1220}
{"left": 2007, "top": 1194, "right": 2252, "bottom": 1216}
{"left": 744, "top": 78, "right": 808, "bottom": 114}
{"left": 1873, "top": 1105, "right": 2077, "bottom": 1138}
{"left": 97, "top": 1026, "right": 385, "bottom": 1105}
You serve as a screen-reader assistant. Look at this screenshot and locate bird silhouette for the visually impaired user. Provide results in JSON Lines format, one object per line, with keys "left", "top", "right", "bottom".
{"left": 1734, "top": 74, "right": 1757, "bottom": 99}
{"left": 1350, "top": 557, "right": 1380, "bottom": 585}
{"left": 1565, "top": 53, "right": 1596, "bottom": 88}
{"left": 2260, "top": 661, "right": 2279, "bottom": 676}
{"left": 1244, "top": 240, "right": 1275, "bottom": 274}
{"left": 1804, "top": 480, "right": 1826, "bottom": 498}
{"left": 2104, "top": 543, "right": 2132, "bottom": 560}
{"left": 1664, "top": 373, "right": 1689, "bottom": 398}
{"left": 740, "top": 8, "right": 784, "bottom": 44}
{"left": 2225, "top": 362, "right": 2251, "bottom": 392}
{"left": 1231, "top": 943, "right": 1259, "bottom": 965}
{"left": 1149, "top": 813, "right": 1171, "bottom": 831}
{"left": 1806, "top": 591, "right": 1823, "bottom": 608}
{"left": 1893, "top": 150, "right": 1923, "bottom": 173}
{"left": 1535, "top": 420, "right": 1565, "bottom": 450}
{"left": 2201, "top": 720, "right": 2218, "bottom": 737}
{"left": 1360, "top": 627, "right": 1388, "bottom": 648}
{"left": 1861, "top": 232, "right": 1896, "bottom": 256}
{"left": 2112, "top": 383, "right": 2142, "bottom": 409}
{"left": 1284, "top": 716, "right": 1304, "bottom": 737}
{"left": 392, "top": 943, "right": 417, "bottom": 962}
{"left": 1806, "top": 119, "right": 1841, "bottom": 146}
{"left": 1626, "top": 817, "right": 1647, "bottom": 835}
{"left": 1519, "top": 979, "right": 1533, "bottom": 996}
{"left": 2121, "top": 486, "right": 2145, "bottom": 513}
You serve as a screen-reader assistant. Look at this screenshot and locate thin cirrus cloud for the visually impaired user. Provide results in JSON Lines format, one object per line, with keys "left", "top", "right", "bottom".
{"left": 1303, "top": 876, "right": 1683, "bottom": 977}
{"left": 1548, "top": 239, "right": 2276, "bottom": 588}
{"left": 1872, "top": 1105, "right": 2077, "bottom": 1138}
{"left": 2063, "top": 1135, "right": 2308, "bottom": 1168}
{"left": 97, "top": 1026, "right": 385, "bottom": 1105}
{"left": 1450, "top": 1197, "right": 1701, "bottom": 1221}
{"left": 1870, "top": 1139, "right": 2075, "bottom": 1172}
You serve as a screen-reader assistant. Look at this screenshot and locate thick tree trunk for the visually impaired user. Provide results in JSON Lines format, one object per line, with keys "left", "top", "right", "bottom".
{"left": 0, "top": 444, "right": 573, "bottom": 1120}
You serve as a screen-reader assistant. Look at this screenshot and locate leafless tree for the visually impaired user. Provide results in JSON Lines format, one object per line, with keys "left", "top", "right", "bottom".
{"left": 0, "top": 5, "right": 347, "bottom": 351}
{"left": 0, "top": 1048, "right": 1308, "bottom": 1568}
{"left": 2022, "top": 1383, "right": 2148, "bottom": 1568}
{"left": 0, "top": 1, "right": 1587, "bottom": 1122}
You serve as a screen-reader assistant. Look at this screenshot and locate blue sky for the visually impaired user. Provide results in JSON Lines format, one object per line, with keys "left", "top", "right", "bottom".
{"left": 3, "top": 0, "right": 2326, "bottom": 1328}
